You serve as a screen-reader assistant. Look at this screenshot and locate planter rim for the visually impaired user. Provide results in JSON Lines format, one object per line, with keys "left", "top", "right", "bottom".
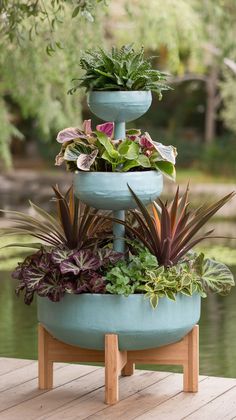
{"left": 40, "top": 292, "right": 199, "bottom": 300}
{"left": 88, "top": 90, "right": 151, "bottom": 94}
{"left": 74, "top": 170, "right": 159, "bottom": 176}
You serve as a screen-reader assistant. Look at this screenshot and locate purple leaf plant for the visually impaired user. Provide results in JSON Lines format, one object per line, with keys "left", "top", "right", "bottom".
{"left": 13, "top": 246, "right": 123, "bottom": 305}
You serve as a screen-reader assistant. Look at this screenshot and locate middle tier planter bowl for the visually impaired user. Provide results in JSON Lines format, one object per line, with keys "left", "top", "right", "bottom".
{"left": 74, "top": 170, "right": 163, "bottom": 210}
{"left": 37, "top": 293, "right": 201, "bottom": 351}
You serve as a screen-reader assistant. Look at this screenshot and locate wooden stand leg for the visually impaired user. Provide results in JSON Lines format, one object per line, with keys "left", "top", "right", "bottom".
{"left": 105, "top": 334, "right": 128, "bottom": 404}
{"left": 183, "top": 325, "right": 199, "bottom": 392}
{"left": 105, "top": 334, "right": 120, "bottom": 405}
{"left": 38, "top": 324, "right": 53, "bottom": 389}
{"left": 121, "top": 361, "right": 135, "bottom": 377}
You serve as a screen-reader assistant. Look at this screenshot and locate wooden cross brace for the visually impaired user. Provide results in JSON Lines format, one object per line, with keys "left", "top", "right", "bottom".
{"left": 38, "top": 324, "right": 199, "bottom": 405}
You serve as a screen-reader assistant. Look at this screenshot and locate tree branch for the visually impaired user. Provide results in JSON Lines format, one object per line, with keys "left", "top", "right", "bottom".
{"left": 204, "top": 43, "right": 236, "bottom": 75}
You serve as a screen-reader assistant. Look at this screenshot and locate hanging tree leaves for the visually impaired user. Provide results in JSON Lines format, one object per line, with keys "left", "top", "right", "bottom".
{"left": 0, "top": 0, "right": 108, "bottom": 48}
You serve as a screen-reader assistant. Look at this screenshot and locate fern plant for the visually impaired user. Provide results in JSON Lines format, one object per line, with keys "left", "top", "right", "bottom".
{"left": 68, "top": 44, "right": 170, "bottom": 99}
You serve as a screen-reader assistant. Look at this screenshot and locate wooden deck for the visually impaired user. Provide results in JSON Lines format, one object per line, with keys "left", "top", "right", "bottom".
{"left": 0, "top": 357, "right": 236, "bottom": 419}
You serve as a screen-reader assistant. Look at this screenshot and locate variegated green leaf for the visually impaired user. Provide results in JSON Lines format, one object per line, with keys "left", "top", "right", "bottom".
{"left": 201, "top": 258, "right": 235, "bottom": 295}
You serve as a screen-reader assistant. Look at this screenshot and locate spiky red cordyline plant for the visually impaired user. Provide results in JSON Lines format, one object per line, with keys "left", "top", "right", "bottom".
{"left": 117, "top": 185, "right": 235, "bottom": 267}
{"left": 0, "top": 185, "right": 110, "bottom": 250}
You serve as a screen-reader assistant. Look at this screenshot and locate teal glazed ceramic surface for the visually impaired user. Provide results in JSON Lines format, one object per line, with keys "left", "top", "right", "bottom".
{"left": 88, "top": 91, "right": 152, "bottom": 123}
{"left": 37, "top": 293, "right": 201, "bottom": 351}
{"left": 74, "top": 170, "right": 163, "bottom": 210}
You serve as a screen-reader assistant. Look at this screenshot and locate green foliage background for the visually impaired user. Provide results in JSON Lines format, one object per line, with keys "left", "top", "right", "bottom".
{"left": 1, "top": 0, "right": 236, "bottom": 169}
{"left": 0, "top": 3, "right": 104, "bottom": 166}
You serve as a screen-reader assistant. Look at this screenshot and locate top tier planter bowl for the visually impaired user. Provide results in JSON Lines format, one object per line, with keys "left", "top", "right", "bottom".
{"left": 88, "top": 91, "right": 152, "bottom": 139}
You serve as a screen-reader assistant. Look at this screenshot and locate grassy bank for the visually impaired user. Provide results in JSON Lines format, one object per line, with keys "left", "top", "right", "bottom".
{"left": 176, "top": 169, "right": 236, "bottom": 184}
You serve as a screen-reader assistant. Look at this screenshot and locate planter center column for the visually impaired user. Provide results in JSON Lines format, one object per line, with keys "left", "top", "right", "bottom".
{"left": 113, "top": 121, "right": 126, "bottom": 253}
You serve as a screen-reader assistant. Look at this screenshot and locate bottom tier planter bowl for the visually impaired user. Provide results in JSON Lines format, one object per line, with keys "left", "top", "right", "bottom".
{"left": 37, "top": 293, "right": 201, "bottom": 351}
{"left": 74, "top": 171, "right": 163, "bottom": 210}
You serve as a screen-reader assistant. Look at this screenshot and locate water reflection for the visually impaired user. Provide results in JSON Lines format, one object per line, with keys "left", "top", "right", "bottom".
{"left": 0, "top": 269, "right": 236, "bottom": 378}
{"left": 0, "top": 276, "right": 37, "bottom": 359}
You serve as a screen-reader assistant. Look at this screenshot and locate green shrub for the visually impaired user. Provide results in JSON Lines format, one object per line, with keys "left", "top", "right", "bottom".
{"left": 201, "top": 137, "right": 236, "bottom": 176}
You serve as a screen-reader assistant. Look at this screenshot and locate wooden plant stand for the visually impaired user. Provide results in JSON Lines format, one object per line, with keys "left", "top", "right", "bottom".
{"left": 38, "top": 324, "right": 199, "bottom": 405}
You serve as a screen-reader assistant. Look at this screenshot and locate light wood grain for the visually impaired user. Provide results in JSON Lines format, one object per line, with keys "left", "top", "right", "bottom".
{"left": 0, "top": 368, "right": 105, "bottom": 419}
{"left": 135, "top": 376, "right": 236, "bottom": 419}
{"left": 186, "top": 383, "right": 236, "bottom": 420}
{"left": 1, "top": 358, "right": 236, "bottom": 420}
{"left": 105, "top": 334, "right": 119, "bottom": 405}
{"left": 105, "top": 334, "right": 127, "bottom": 405}
{"left": 85, "top": 373, "right": 201, "bottom": 420}
{"left": 0, "top": 358, "right": 34, "bottom": 376}
{"left": 38, "top": 371, "right": 170, "bottom": 420}
{"left": 0, "top": 364, "right": 98, "bottom": 413}
{"left": 38, "top": 324, "right": 53, "bottom": 389}
{"left": 121, "top": 361, "right": 135, "bottom": 377}
{"left": 38, "top": 324, "right": 199, "bottom": 404}
{"left": 183, "top": 325, "right": 199, "bottom": 392}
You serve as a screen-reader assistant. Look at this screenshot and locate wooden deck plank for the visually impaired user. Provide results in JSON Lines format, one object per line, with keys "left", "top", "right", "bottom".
{"left": 0, "top": 367, "right": 105, "bottom": 419}
{"left": 0, "top": 358, "right": 235, "bottom": 420}
{"left": 186, "top": 385, "right": 236, "bottom": 419}
{"left": 0, "top": 358, "right": 34, "bottom": 376}
{"left": 0, "top": 362, "right": 40, "bottom": 393}
{"left": 0, "top": 363, "right": 99, "bottom": 413}
{"left": 79, "top": 374, "right": 207, "bottom": 420}
{"left": 37, "top": 370, "right": 172, "bottom": 420}
{"left": 134, "top": 376, "right": 236, "bottom": 419}
{"left": 0, "top": 361, "right": 68, "bottom": 393}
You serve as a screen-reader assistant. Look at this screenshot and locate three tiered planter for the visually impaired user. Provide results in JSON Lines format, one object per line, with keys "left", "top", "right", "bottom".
{"left": 37, "top": 90, "right": 200, "bottom": 404}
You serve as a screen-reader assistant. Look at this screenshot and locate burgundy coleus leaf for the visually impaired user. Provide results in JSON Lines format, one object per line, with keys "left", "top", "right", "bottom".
{"left": 23, "top": 267, "right": 46, "bottom": 290}
{"left": 82, "top": 119, "right": 92, "bottom": 135}
{"left": 51, "top": 248, "right": 74, "bottom": 265}
{"left": 73, "top": 249, "right": 101, "bottom": 271}
{"left": 60, "top": 260, "right": 81, "bottom": 275}
{"left": 78, "top": 271, "right": 106, "bottom": 293}
{"left": 139, "top": 132, "right": 154, "bottom": 149}
{"left": 76, "top": 149, "right": 98, "bottom": 171}
{"left": 96, "top": 122, "right": 114, "bottom": 137}
{"left": 128, "top": 135, "right": 139, "bottom": 142}
{"left": 88, "top": 272, "right": 106, "bottom": 293}
{"left": 37, "top": 275, "right": 65, "bottom": 302}
{"left": 97, "top": 248, "right": 123, "bottom": 267}
{"left": 74, "top": 282, "right": 90, "bottom": 294}
{"left": 38, "top": 252, "right": 51, "bottom": 271}
{"left": 56, "top": 127, "right": 87, "bottom": 143}
{"left": 64, "top": 280, "right": 78, "bottom": 293}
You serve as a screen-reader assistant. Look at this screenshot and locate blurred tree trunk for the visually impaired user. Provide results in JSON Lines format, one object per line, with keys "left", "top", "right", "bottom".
{"left": 205, "top": 66, "right": 220, "bottom": 144}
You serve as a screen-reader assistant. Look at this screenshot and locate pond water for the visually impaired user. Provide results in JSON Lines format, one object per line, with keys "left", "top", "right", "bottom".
{"left": 0, "top": 265, "right": 236, "bottom": 378}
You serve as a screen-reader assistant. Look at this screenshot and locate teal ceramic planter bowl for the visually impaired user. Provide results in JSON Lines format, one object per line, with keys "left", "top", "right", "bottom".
{"left": 37, "top": 293, "right": 201, "bottom": 351}
{"left": 88, "top": 91, "right": 152, "bottom": 123}
{"left": 74, "top": 170, "right": 163, "bottom": 210}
